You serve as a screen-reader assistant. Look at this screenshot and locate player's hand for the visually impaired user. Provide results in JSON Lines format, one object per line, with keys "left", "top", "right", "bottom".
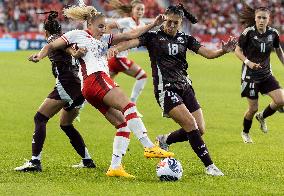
{"left": 153, "top": 14, "right": 166, "bottom": 26}
{"left": 107, "top": 47, "right": 119, "bottom": 59}
{"left": 28, "top": 54, "right": 40, "bottom": 63}
{"left": 222, "top": 36, "right": 238, "bottom": 53}
{"left": 74, "top": 47, "right": 87, "bottom": 58}
{"left": 247, "top": 61, "right": 262, "bottom": 70}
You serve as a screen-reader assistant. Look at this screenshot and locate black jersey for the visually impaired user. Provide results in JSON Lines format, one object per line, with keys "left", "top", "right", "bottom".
{"left": 138, "top": 29, "right": 201, "bottom": 93}
{"left": 238, "top": 26, "right": 280, "bottom": 82}
{"left": 47, "top": 34, "right": 79, "bottom": 78}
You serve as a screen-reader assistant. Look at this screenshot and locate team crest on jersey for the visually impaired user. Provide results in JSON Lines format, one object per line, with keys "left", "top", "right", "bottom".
{"left": 177, "top": 37, "right": 184, "bottom": 43}
{"left": 254, "top": 36, "right": 258, "bottom": 40}
{"left": 159, "top": 37, "right": 166, "bottom": 41}
{"left": 267, "top": 35, "right": 273, "bottom": 42}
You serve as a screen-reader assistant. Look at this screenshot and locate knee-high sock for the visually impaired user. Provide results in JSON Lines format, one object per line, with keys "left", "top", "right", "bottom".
{"left": 130, "top": 71, "right": 147, "bottom": 103}
{"left": 122, "top": 103, "right": 154, "bottom": 148}
{"left": 187, "top": 129, "right": 213, "bottom": 167}
{"left": 166, "top": 128, "right": 189, "bottom": 145}
{"left": 111, "top": 122, "right": 131, "bottom": 169}
{"left": 243, "top": 118, "right": 252, "bottom": 133}
{"left": 60, "top": 124, "right": 91, "bottom": 159}
{"left": 32, "top": 112, "right": 49, "bottom": 160}
{"left": 262, "top": 104, "right": 277, "bottom": 119}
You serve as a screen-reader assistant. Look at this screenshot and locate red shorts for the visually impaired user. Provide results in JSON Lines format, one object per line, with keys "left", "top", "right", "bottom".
{"left": 82, "top": 72, "right": 118, "bottom": 114}
{"left": 108, "top": 57, "right": 134, "bottom": 73}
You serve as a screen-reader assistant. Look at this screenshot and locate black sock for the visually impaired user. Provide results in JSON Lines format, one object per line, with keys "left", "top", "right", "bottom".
{"left": 262, "top": 105, "right": 276, "bottom": 119}
{"left": 187, "top": 129, "right": 213, "bottom": 167}
{"left": 60, "top": 124, "right": 86, "bottom": 158}
{"left": 243, "top": 118, "right": 252, "bottom": 133}
{"left": 166, "top": 128, "right": 188, "bottom": 145}
{"left": 32, "top": 112, "right": 49, "bottom": 157}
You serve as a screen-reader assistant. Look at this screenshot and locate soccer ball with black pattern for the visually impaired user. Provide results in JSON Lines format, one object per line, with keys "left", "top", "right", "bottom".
{"left": 156, "top": 158, "right": 183, "bottom": 181}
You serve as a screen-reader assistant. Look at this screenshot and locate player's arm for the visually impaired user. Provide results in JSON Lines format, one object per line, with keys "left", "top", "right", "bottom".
{"left": 111, "top": 14, "right": 164, "bottom": 45}
{"left": 235, "top": 45, "right": 262, "bottom": 70}
{"left": 275, "top": 47, "right": 284, "bottom": 65}
{"left": 65, "top": 46, "right": 87, "bottom": 58}
{"left": 197, "top": 37, "right": 237, "bottom": 59}
{"left": 28, "top": 38, "right": 67, "bottom": 62}
{"left": 107, "top": 38, "right": 140, "bottom": 59}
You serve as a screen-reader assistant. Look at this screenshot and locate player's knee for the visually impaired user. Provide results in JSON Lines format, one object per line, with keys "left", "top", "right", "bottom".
{"left": 34, "top": 112, "right": 49, "bottom": 124}
{"left": 199, "top": 126, "right": 205, "bottom": 136}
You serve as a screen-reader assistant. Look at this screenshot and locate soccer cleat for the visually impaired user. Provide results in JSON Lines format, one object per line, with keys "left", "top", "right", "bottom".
{"left": 205, "top": 164, "right": 224, "bottom": 176}
{"left": 241, "top": 132, "right": 253, "bottom": 143}
{"left": 155, "top": 134, "right": 170, "bottom": 151}
{"left": 72, "top": 159, "right": 96, "bottom": 168}
{"left": 255, "top": 113, "right": 268, "bottom": 133}
{"left": 144, "top": 146, "right": 174, "bottom": 158}
{"left": 106, "top": 165, "right": 135, "bottom": 178}
{"left": 14, "top": 159, "right": 42, "bottom": 172}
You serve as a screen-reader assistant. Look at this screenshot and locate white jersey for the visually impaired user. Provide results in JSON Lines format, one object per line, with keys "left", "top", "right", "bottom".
{"left": 115, "top": 17, "right": 145, "bottom": 58}
{"left": 61, "top": 29, "right": 113, "bottom": 79}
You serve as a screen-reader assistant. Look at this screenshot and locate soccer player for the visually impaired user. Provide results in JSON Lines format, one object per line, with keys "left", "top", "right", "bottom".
{"left": 106, "top": 0, "right": 148, "bottom": 117}
{"left": 107, "top": 4, "right": 237, "bottom": 176}
{"left": 234, "top": 3, "right": 284, "bottom": 143}
{"left": 28, "top": 6, "right": 174, "bottom": 178}
{"left": 15, "top": 11, "right": 95, "bottom": 172}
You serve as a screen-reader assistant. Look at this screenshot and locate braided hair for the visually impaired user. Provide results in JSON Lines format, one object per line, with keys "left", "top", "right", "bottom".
{"left": 165, "top": 4, "right": 198, "bottom": 24}
{"left": 37, "top": 11, "right": 62, "bottom": 35}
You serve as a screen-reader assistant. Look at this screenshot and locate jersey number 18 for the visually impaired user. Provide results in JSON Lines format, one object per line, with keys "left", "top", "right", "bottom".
{"left": 168, "top": 43, "right": 179, "bottom": 55}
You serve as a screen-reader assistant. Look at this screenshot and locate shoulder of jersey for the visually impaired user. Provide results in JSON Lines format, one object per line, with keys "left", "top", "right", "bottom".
{"left": 241, "top": 26, "right": 255, "bottom": 36}
{"left": 268, "top": 26, "right": 280, "bottom": 36}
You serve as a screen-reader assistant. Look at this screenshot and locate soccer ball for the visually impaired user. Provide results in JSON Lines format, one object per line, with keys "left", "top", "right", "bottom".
{"left": 156, "top": 158, "right": 183, "bottom": 181}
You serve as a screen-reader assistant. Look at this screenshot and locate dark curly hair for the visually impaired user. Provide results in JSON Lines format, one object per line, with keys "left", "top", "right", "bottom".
{"left": 37, "top": 11, "right": 62, "bottom": 35}
{"left": 165, "top": 4, "right": 198, "bottom": 24}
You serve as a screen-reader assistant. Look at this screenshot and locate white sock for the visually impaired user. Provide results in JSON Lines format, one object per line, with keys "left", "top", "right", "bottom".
{"left": 111, "top": 154, "right": 122, "bottom": 169}
{"left": 123, "top": 103, "right": 154, "bottom": 148}
{"left": 130, "top": 78, "right": 147, "bottom": 103}
{"left": 84, "top": 147, "right": 91, "bottom": 159}
{"left": 31, "top": 152, "right": 41, "bottom": 161}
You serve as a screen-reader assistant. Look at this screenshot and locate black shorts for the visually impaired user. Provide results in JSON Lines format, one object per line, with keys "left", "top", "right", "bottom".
{"left": 155, "top": 85, "right": 200, "bottom": 117}
{"left": 241, "top": 75, "right": 281, "bottom": 99}
{"left": 48, "top": 72, "right": 85, "bottom": 111}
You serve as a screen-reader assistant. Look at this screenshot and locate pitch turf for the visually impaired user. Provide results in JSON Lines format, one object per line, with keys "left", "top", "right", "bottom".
{"left": 0, "top": 51, "right": 283, "bottom": 195}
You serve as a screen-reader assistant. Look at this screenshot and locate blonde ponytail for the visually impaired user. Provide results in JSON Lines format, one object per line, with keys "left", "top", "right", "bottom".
{"left": 108, "top": 0, "right": 143, "bottom": 16}
{"left": 63, "top": 6, "right": 102, "bottom": 21}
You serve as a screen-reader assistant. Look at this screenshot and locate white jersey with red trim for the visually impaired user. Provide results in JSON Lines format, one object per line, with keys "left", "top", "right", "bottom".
{"left": 115, "top": 17, "right": 145, "bottom": 58}
{"left": 61, "top": 30, "right": 113, "bottom": 79}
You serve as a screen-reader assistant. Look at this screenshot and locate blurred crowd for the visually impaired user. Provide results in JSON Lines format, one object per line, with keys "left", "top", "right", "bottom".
{"left": 0, "top": 0, "right": 284, "bottom": 35}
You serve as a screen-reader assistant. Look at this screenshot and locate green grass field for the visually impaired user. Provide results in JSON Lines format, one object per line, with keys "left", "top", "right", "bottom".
{"left": 0, "top": 51, "right": 284, "bottom": 195}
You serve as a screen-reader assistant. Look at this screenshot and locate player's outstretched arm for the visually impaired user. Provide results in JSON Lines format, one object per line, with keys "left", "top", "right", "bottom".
{"left": 111, "top": 14, "right": 165, "bottom": 45}
{"left": 235, "top": 45, "right": 262, "bottom": 70}
{"left": 197, "top": 36, "right": 237, "bottom": 59}
{"left": 28, "top": 38, "right": 67, "bottom": 63}
{"left": 275, "top": 47, "right": 284, "bottom": 66}
{"left": 107, "top": 38, "right": 140, "bottom": 59}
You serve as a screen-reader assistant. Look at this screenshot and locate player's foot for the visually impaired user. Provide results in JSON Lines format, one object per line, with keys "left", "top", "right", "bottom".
{"left": 205, "top": 164, "right": 224, "bottom": 176}
{"left": 72, "top": 159, "right": 96, "bottom": 168}
{"left": 241, "top": 132, "right": 253, "bottom": 143}
{"left": 144, "top": 146, "right": 174, "bottom": 158}
{"left": 278, "top": 107, "right": 284, "bottom": 113}
{"left": 155, "top": 134, "right": 170, "bottom": 151}
{"left": 14, "top": 159, "right": 42, "bottom": 172}
{"left": 106, "top": 165, "right": 135, "bottom": 178}
{"left": 255, "top": 113, "right": 268, "bottom": 133}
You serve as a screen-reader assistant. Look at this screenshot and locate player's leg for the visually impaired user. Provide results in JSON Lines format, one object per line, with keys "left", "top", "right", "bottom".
{"left": 59, "top": 107, "right": 95, "bottom": 168}
{"left": 168, "top": 104, "right": 223, "bottom": 176}
{"left": 15, "top": 98, "right": 65, "bottom": 172}
{"left": 241, "top": 98, "right": 258, "bottom": 143}
{"left": 256, "top": 77, "right": 283, "bottom": 132}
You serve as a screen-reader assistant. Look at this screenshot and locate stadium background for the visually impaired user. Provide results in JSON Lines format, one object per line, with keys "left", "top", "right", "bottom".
{"left": 0, "top": 0, "right": 284, "bottom": 51}
{"left": 0, "top": 0, "right": 284, "bottom": 195}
